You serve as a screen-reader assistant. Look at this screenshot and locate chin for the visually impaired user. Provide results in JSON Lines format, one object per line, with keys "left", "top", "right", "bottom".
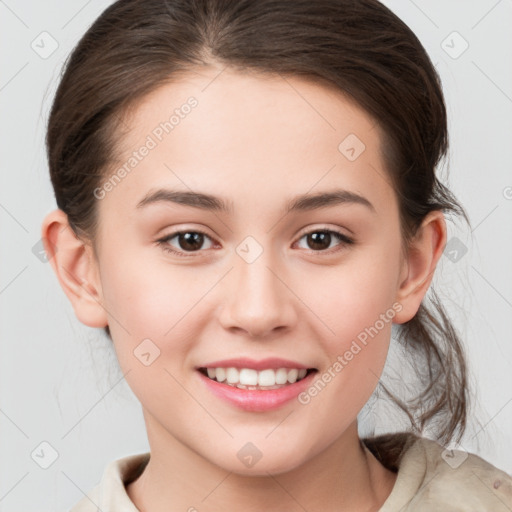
{"left": 209, "top": 445, "right": 308, "bottom": 477}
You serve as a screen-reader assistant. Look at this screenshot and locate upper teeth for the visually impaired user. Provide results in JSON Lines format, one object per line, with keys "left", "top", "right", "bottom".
{"left": 206, "top": 367, "right": 308, "bottom": 387}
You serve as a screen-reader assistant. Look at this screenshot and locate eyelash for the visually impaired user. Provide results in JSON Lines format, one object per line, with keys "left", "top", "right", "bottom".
{"left": 156, "top": 227, "right": 354, "bottom": 258}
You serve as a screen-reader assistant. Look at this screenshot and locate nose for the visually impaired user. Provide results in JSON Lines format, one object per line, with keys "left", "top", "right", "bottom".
{"left": 218, "top": 248, "right": 297, "bottom": 339}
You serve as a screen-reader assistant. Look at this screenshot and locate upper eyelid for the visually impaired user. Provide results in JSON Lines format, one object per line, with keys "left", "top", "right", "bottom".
{"left": 295, "top": 224, "right": 351, "bottom": 238}
{"left": 160, "top": 224, "right": 351, "bottom": 239}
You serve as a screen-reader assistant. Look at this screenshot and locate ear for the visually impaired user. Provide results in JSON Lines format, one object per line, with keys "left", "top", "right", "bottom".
{"left": 41, "top": 209, "right": 108, "bottom": 328}
{"left": 393, "top": 210, "right": 447, "bottom": 324}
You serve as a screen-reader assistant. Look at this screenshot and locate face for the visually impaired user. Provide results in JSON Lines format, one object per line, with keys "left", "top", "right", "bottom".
{"left": 91, "top": 67, "right": 406, "bottom": 474}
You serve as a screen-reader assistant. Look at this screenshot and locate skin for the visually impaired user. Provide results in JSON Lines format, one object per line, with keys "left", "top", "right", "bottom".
{"left": 42, "top": 66, "right": 446, "bottom": 511}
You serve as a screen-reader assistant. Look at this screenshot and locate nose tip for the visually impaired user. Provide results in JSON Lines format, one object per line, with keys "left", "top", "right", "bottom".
{"left": 218, "top": 259, "right": 296, "bottom": 339}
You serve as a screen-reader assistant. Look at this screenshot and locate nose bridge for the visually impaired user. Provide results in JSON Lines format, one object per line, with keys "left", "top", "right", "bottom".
{"left": 219, "top": 236, "right": 296, "bottom": 337}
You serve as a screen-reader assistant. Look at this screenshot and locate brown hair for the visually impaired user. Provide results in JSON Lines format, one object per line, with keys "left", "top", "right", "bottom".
{"left": 46, "top": 0, "right": 470, "bottom": 458}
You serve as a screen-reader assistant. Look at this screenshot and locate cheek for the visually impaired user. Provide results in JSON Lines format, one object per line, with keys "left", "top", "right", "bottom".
{"left": 100, "top": 250, "right": 206, "bottom": 335}
{"left": 295, "top": 262, "right": 400, "bottom": 436}
{"left": 100, "top": 257, "right": 205, "bottom": 409}
{"left": 307, "top": 246, "right": 401, "bottom": 351}
{"left": 99, "top": 251, "right": 213, "bottom": 379}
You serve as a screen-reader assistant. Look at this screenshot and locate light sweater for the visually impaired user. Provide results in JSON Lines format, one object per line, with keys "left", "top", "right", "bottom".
{"left": 69, "top": 433, "right": 512, "bottom": 511}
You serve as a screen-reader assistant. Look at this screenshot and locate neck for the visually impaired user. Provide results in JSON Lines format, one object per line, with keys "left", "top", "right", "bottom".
{"left": 127, "top": 418, "right": 396, "bottom": 512}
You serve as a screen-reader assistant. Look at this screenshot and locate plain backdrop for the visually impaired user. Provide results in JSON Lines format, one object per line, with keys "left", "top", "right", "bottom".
{"left": 1, "top": 1, "right": 511, "bottom": 510}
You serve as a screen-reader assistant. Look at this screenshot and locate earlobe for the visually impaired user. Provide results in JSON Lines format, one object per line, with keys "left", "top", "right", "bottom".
{"left": 393, "top": 211, "right": 447, "bottom": 324}
{"left": 41, "top": 209, "right": 108, "bottom": 328}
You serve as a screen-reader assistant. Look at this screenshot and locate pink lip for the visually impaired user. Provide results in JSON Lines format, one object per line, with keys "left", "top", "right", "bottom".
{"left": 197, "top": 370, "right": 316, "bottom": 412}
{"left": 197, "top": 357, "right": 312, "bottom": 371}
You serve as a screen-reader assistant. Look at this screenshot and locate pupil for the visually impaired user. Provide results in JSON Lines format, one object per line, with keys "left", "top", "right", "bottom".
{"left": 180, "top": 232, "right": 203, "bottom": 251}
{"left": 309, "top": 232, "right": 330, "bottom": 250}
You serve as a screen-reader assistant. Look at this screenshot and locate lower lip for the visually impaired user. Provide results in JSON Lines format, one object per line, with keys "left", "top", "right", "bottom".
{"left": 197, "top": 371, "right": 316, "bottom": 412}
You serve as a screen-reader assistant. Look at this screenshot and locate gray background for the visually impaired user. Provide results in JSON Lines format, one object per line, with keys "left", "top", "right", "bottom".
{"left": 1, "top": 0, "right": 511, "bottom": 510}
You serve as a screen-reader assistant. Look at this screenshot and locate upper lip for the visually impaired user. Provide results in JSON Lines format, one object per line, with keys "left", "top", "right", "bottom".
{"left": 197, "top": 357, "right": 314, "bottom": 371}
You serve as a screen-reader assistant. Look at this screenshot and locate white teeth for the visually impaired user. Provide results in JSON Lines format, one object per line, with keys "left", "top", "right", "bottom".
{"left": 275, "top": 368, "right": 288, "bottom": 385}
{"left": 258, "top": 369, "right": 276, "bottom": 387}
{"left": 239, "top": 368, "right": 258, "bottom": 386}
{"left": 226, "top": 367, "right": 239, "bottom": 384}
{"left": 287, "top": 369, "right": 299, "bottom": 383}
{"left": 203, "top": 367, "right": 311, "bottom": 388}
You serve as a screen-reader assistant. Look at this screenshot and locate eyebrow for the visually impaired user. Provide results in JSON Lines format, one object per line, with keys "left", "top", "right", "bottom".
{"left": 136, "top": 188, "right": 375, "bottom": 214}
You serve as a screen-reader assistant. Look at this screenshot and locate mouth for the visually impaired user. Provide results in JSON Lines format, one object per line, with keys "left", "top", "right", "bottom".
{"left": 196, "top": 357, "right": 319, "bottom": 411}
{"left": 198, "top": 366, "right": 318, "bottom": 391}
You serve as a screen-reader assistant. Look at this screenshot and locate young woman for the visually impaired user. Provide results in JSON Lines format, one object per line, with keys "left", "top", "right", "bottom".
{"left": 41, "top": 0, "right": 512, "bottom": 510}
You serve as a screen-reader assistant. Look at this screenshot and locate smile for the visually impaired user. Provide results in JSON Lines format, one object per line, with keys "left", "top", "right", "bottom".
{"left": 199, "top": 367, "right": 315, "bottom": 390}
{"left": 196, "top": 358, "right": 319, "bottom": 412}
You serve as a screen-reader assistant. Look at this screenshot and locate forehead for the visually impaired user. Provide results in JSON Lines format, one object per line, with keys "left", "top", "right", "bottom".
{"left": 101, "top": 66, "right": 396, "bottom": 217}
{"left": 121, "top": 66, "right": 378, "bottom": 153}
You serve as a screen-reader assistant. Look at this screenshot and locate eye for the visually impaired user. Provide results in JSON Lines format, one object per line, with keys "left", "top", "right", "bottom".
{"left": 156, "top": 229, "right": 215, "bottom": 257}
{"left": 294, "top": 228, "right": 354, "bottom": 253}
{"left": 156, "top": 227, "right": 354, "bottom": 258}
